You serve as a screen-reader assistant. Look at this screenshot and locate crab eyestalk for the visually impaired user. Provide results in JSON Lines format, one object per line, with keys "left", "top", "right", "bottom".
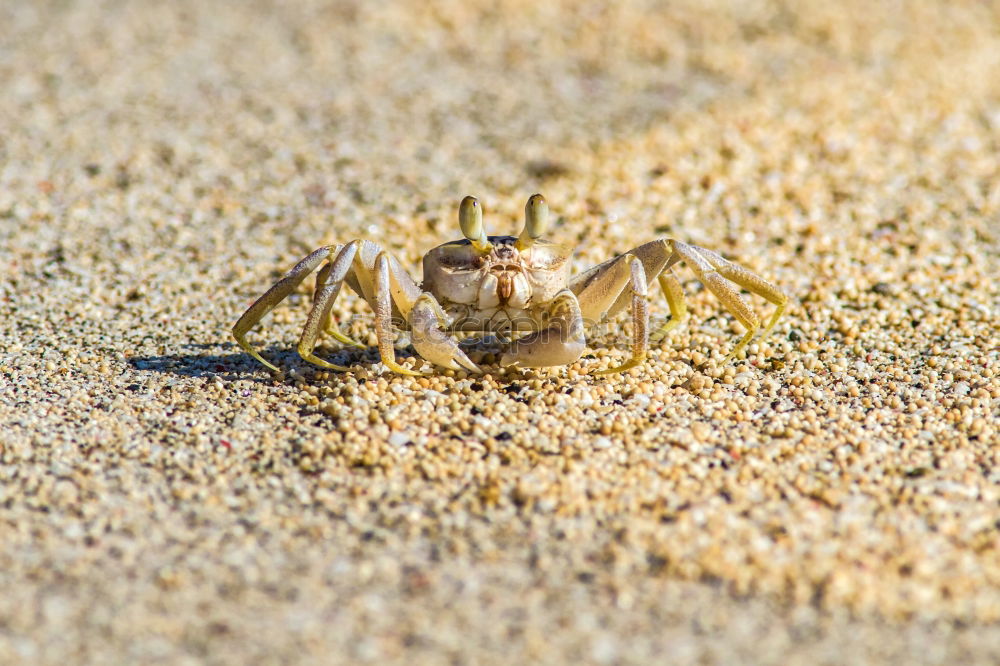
{"left": 459, "top": 196, "right": 492, "bottom": 252}
{"left": 517, "top": 193, "right": 549, "bottom": 250}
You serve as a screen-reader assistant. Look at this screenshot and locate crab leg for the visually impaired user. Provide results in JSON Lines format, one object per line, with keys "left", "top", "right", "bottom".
{"left": 570, "top": 240, "right": 673, "bottom": 320}
{"left": 342, "top": 241, "right": 421, "bottom": 320}
{"left": 303, "top": 244, "right": 426, "bottom": 375}
{"left": 572, "top": 238, "right": 786, "bottom": 362}
{"left": 295, "top": 241, "right": 361, "bottom": 371}
{"left": 233, "top": 245, "right": 339, "bottom": 371}
{"left": 595, "top": 256, "right": 649, "bottom": 373}
{"left": 371, "top": 252, "right": 424, "bottom": 376}
{"left": 649, "top": 269, "right": 688, "bottom": 342}
{"left": 233, "top": 239, "right": 428, "bottom": 374}
{"left": 351, "top": 244, "right": 480, "bottom": 373}
{"left": 668, "top": 240, "right": 786, "bottom": 361}
{"left": 314, "top": 261, "right": 365, "bottom": 350}
{"left": 691, "top": 246, "right": 787, "bottom": 340}
{"left": 409, "top": 293, "right": 481, "bottom": 372}
{"left": 305, "top": 243, "right": 424, "bottom": 375}
{"left": 500, "top": 289, "right": 586, "bottom": 368}
{"left": 568, "top": 253, "right": 651, "bottom": 373}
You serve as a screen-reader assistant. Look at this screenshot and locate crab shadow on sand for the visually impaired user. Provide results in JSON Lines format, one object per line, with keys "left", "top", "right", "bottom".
{"left": 126, "top": 339, "right": 570, "bottom": 387}
{"left": 128, "top": 341, "right": 385, "bottom": 383}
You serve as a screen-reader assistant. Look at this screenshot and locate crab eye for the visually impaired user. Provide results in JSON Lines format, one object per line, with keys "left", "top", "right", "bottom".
{"left": 459, "top": 196, "right": 482, "bottom": 240}
{"left": 459, "top": 196, "right": 491, "bottom": 251}
{"left": 518, "top": 194, "right": 549, "bottom": 248}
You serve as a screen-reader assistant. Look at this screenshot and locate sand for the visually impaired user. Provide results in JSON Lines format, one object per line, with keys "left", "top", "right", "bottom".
{"left": 1, "top": 0, "right": 999, "bottom": 663}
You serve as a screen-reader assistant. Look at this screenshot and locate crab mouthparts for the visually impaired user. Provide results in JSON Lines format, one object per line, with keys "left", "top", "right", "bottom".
{"left": 497, "top": 272, "right": 514, "bottom": 302}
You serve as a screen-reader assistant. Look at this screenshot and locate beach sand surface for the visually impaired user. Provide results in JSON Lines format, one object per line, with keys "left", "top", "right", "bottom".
{"left": 1, "top": 1, "right": 999, "bottom": 663}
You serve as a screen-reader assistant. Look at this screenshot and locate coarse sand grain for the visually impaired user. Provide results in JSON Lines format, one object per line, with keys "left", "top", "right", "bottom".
{"left": 1, "top": 1, "right": 999, "bottom": 664}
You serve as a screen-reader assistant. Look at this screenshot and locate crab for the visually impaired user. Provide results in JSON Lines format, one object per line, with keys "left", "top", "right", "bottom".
{"left": 233, "top": 194, "right": 787, "bottom": 376}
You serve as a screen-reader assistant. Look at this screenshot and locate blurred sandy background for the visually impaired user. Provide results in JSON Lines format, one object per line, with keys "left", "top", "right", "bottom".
{"left": 1, "top": 1, "right": 999, "bottom": 663}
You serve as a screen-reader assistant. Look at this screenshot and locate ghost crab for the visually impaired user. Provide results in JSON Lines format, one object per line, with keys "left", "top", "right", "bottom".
{"left": 233, "top": 194, "right": 787, "bottom": 375}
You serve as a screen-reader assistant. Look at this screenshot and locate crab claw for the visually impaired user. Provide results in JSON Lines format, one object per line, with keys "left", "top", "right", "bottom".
{"left": 500, "top": 289, "right": 585, "bottom": 368}
{"left": 499, "top": 327, "right": 585, "bottom": 368}
{"left": 410, "top": 295, "right": 481, "bottom": 373}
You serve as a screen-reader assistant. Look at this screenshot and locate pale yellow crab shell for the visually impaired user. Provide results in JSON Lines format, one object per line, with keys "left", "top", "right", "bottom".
{"left": 422, "top": 236, "right": 572, "bottom": 308}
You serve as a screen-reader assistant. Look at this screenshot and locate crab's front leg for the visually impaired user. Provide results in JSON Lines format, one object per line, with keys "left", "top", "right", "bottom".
{"left": 407, "top": 294, "right": 481, "bottom": 373}
{"left": 293, "top": 241, "right": 481, "bottom": 375}
{"left": 347, "top": 246, "right": 478, "bottom": 375}
{"left": 569, "top": 253, "right": 652, "bottom": 373}
{"left": 500, "top": 289, "right": 586, "bottom": 368}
